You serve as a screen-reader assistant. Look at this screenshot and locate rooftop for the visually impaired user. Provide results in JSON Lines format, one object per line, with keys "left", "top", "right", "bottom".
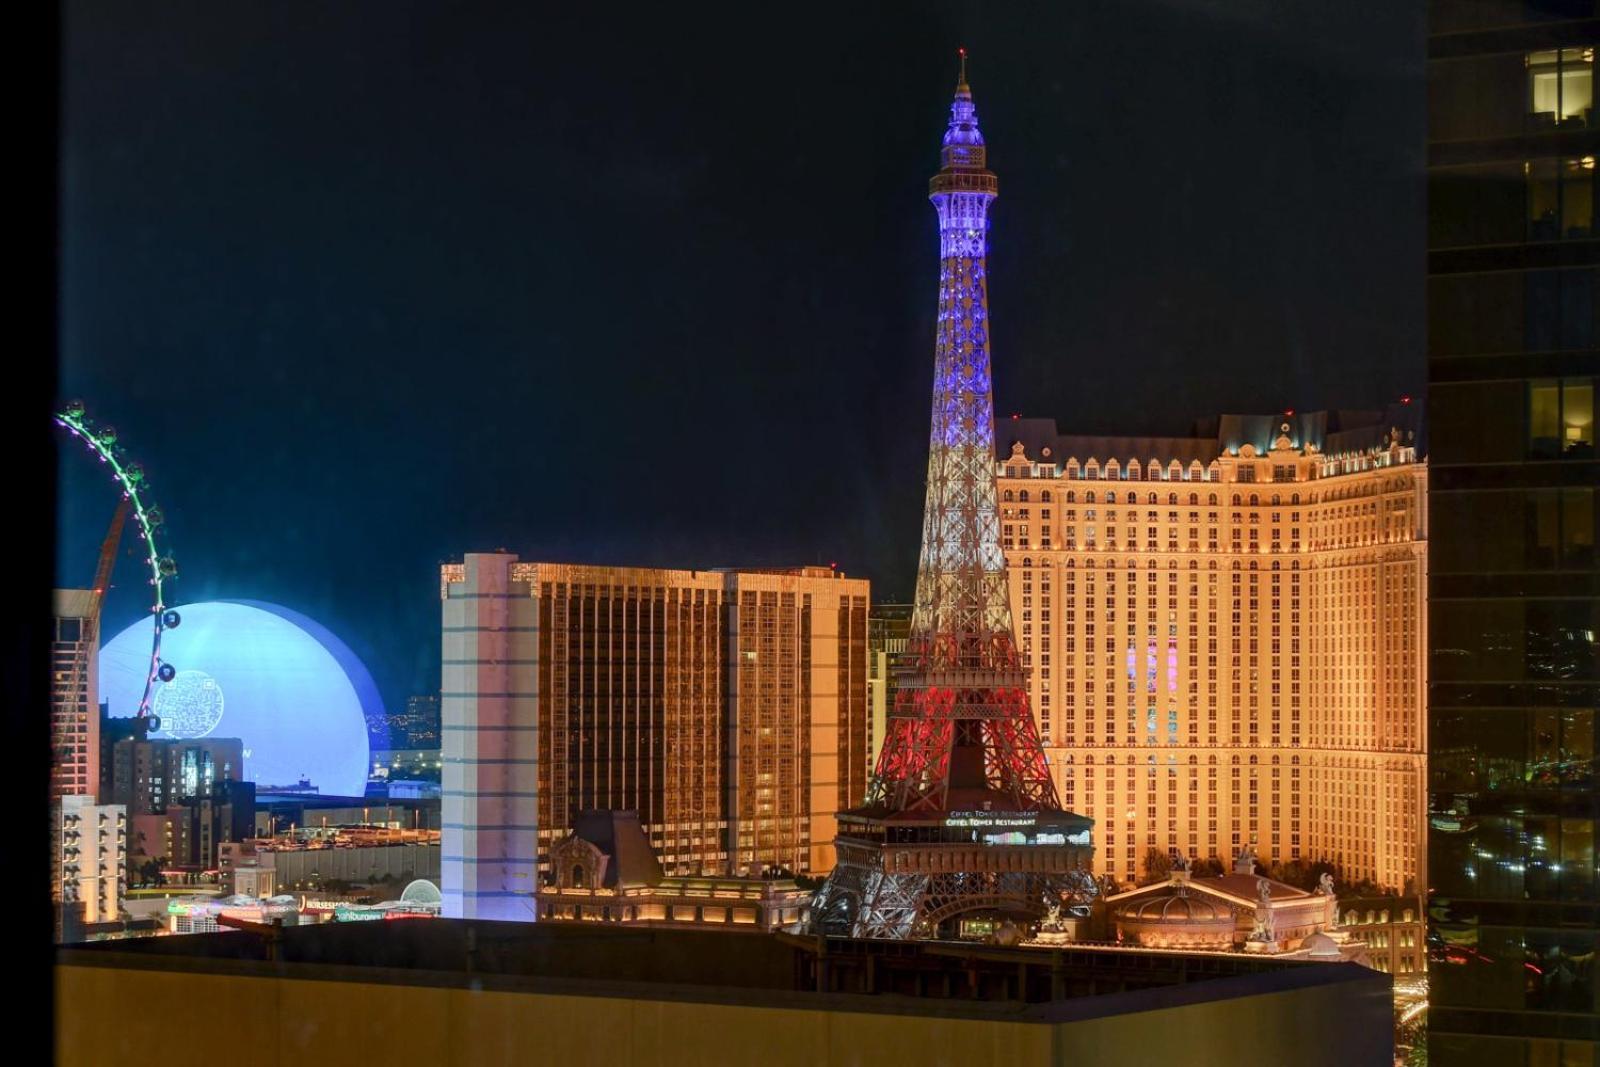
{"left": 59, "top": 918, "right": 1382, "bottom": 1024}
{"left": 1000, "top": 403, "right": 1423, "bottom": 467}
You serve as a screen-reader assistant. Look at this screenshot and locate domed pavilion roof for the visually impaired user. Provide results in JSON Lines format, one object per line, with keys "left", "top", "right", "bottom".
{"left": 1116, "top": 892, "right": 1231, "bottom": 925}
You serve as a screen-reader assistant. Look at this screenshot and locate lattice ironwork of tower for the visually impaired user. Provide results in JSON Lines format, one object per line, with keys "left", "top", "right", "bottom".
{"left": 810, "top": 55, "right": 1097, "bottom": 941}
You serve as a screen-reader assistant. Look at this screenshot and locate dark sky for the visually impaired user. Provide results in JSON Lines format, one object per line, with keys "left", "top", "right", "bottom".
{"left": 59, "top": 1, "right": 1425, "bottom": 714}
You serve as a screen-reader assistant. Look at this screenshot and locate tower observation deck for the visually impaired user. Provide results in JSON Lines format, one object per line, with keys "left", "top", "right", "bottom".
{"left": 811, "top": 54, "right": 1096, "bottom": 940}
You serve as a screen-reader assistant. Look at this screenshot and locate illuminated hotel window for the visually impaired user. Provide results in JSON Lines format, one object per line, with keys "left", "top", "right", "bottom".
{"left": 1528, "top": 48, "right": 1594, "bottom": 130}
{"left": 1528, "top": 378, "right": 1595, "bottom": 458}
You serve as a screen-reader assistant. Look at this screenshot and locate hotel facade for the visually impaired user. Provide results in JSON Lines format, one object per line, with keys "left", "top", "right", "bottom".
{"left": 440, "top": 554, "right": 867, "bottom": 920}
{"left": 993, "top": 407, "right": 1426, "bottom": 897}
{"left": 51, "top": 589, "right": 101, "bottom": 800}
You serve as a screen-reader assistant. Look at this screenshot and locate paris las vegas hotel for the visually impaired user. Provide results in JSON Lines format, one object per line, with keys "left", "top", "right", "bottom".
{"left": 993, "top": 405, "right": 1426, "bottom": 894}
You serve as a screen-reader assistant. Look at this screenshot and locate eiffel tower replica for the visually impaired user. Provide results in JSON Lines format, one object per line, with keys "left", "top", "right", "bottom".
{"left": 811, "top": 53, "right": 1096, "bottom": 940}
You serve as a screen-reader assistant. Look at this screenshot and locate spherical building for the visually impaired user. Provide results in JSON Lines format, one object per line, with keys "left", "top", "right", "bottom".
{"left": 100, "top": 600, "right": 377, "bottom": 797}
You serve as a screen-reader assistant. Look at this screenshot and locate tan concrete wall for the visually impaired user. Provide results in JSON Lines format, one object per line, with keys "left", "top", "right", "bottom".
{"left": 1048, "top": 978, "right": 1393, "bottom": 1063}
{"left": 55, "top": 966, "right": 1048, "bottom": 1067}
{"left": 57, "top": 963, "right": 1389, "bottom": 1067}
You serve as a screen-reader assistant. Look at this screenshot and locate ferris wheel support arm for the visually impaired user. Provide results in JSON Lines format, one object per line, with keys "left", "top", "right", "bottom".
{"left": 55, "top": 402, "right": 179, "bottom": 723}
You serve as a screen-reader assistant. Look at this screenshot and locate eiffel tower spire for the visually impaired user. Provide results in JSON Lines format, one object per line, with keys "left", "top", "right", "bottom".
{"left": 880, "top": 54, "right": 1056, "bottom": 816}
{"left": 810, "top": 56, "right": 1095, "bottom": 940}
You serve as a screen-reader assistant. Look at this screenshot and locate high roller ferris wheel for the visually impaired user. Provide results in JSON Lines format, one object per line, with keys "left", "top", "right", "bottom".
{"left": 56, "top": 400, "right": 181, "bottom": 732}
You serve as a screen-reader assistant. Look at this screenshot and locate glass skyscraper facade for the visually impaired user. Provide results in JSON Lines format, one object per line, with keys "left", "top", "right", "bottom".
{"left": 1427, "top": 1, "right": 1598, "bottom": 1062}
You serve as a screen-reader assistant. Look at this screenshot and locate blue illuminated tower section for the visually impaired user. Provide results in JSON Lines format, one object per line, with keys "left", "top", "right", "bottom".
{"left": 810, "top": 56, "right": 1092, "bottom": 941}
{"left": 915, "top": 51, "right": 1012, "bottom": 670}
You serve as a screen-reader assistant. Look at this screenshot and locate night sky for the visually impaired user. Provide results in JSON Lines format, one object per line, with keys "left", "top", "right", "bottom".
{"left": 59, "top": 1, "right": 1425, "bottom": 714}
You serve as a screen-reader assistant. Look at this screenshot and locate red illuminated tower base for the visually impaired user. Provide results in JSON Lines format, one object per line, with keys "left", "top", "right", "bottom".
{"left": 811, "top": 58, "right": 1095, "bottom": 940}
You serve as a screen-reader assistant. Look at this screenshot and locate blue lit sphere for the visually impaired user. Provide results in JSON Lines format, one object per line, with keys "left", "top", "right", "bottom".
{"left": 100, "top": 600, "right": 377, "bottom": 797}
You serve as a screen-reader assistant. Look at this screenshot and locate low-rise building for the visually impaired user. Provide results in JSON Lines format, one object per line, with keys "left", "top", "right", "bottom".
{"left": 1338, "top": 895, "right": 1426, "bottom": 977}
{"left": 537, "top": 811, "right": 810, "bottom": 932}
{"left": 254, "top": 796, "right": 439, "bottom": 836}
{"left": 165, "top": 893, "right": 299, "bottom": 935}
{"left": 227, "top": 826, "right": 442, "bottom": 892}
{"left": 52, "top": 795, "right": 126, "bottom": 942}
{"left": 1099, "top": 847, "right": 1362, "bottom": 965}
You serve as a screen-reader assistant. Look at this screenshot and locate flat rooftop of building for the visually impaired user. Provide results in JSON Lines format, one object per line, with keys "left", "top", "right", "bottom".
{"left": 58, "top": 917, "right": 1385, "bottom": 1027}
{"left": 1000, "top": 402, "right": 1423, "bottom": 466}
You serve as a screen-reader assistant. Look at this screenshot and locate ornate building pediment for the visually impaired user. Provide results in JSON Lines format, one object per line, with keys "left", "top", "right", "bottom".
{"left": 550, "top": 834, "right": 610, "bottom": 890}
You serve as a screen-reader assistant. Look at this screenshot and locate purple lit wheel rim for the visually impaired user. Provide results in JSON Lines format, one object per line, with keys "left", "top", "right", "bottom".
{"left": 55, "top": 401, "right": 176, "bottom": 723}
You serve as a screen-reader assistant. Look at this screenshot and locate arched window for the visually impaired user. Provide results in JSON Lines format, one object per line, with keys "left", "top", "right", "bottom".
{"left": 1086, "top": 491, "right": 1097, "bottom": 504}
{"left": 1147, "top": 492, "right": 1157, "bottom": 504}
{"left": 1270, "top": 493, "right": 1280, "bottom": 506}
{"left": 1003, "top": 490, "right": 1014, "bottom": 501}
{"left": 1232, "top": 494, "right": 1242, "bottom": 506}
{"left": 1208, "top": 493, "right": 1218, "bottom": 506}
{"left": 1041, "top": 489, "right": 1053, "bottom": 502}
{"left": 1248, "top": 494, "right": 1259, "bottom": 506}
{"left": 1066, "top": 490, "right": 1076, "bottom": 503}
{"left": 572, "top": 865, "right": 587, "bottom": 888}
{"left": 1168, "top": 492, "right": 1178, "bottom": 505}
{"left": 1108, "top": 490, "right": 1118, "bottom": 503}
{"left": 1019, "top": 490, "right": 1030, "bottom": 502}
